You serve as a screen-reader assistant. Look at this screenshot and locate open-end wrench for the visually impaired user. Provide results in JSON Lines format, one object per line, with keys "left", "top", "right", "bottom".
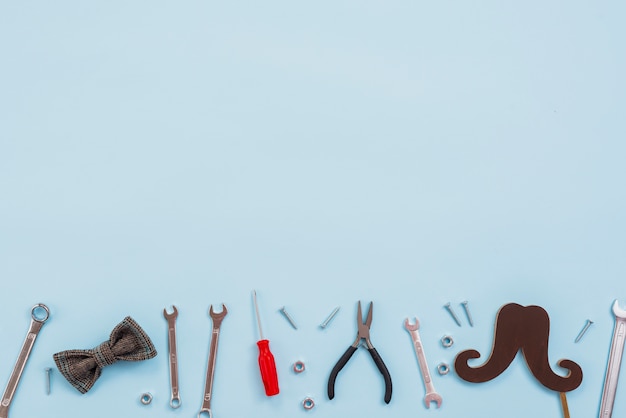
{"left": 198, "top": 304, "right": 228, "bottom": 418}
{"left": 163, "top": 305, "right": 181, "bottom": 408}
{"left": 0, "top": 304, "right": 49, "bottom": 418}
{"left": 599, "top": 300, "right": 626, "bottom": 418}
{"left": 404, "top": 317, "right": 443, "bottom": 409}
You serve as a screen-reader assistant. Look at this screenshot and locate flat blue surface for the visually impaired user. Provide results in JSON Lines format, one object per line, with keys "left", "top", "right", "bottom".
{"left": 1, "top": 1, "right": 625, "bottom": 417}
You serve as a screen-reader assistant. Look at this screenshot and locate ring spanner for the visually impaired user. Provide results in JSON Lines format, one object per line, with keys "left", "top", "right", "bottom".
{"left": 198, "top": 304, "right": 228, "bottom": 418}
{"left": 163, "top": 305, "right": 181, "bottom": 408}
{"left": 0, "top": 304, "right": 49, "bottom": 418}
{"left": 599, "top": 300, "right": 626, "bottom": 418}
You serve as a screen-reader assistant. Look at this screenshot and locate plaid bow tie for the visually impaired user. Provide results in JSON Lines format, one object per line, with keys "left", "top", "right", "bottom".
{"left": 53, "top": 316, "right": 157, "bottom": 393}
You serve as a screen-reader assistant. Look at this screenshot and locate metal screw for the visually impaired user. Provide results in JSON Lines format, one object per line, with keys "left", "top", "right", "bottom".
{"left": 575, "top": 319, "right": 593, "bottom": 343}
{"left": 461, "top": 301, "right": 474, "bottom": 327}
{"left": 320, "top": 306, "right": 340, "bottom": 329}
{"left": 45, "top": 367, "right": 51, "bottom": 395}
{"left": 444, "top": 302, "right": 462, "bottom": 326}
{"left": 279, "top": 306, "right": 298, "bottom": 330}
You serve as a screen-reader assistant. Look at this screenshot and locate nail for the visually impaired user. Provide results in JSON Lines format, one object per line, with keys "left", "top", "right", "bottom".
{"left": 461, "top": 301, "right": 474, "bottom": 327}
{"left": 320, "top": 307, "right": 340, "bottom": 329}
{"left": 575, "top": 319, "right": 593, "bottom": 343}
{"left": 444, "top": 302, "right": 462, "bottom": 326}
{"left": 279, "top": 306, "right": 298, "bottom": 330}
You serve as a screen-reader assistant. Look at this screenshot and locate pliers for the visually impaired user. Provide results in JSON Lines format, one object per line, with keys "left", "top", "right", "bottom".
{"left": 327, "top": 301, "right": 393, "bottom": 404}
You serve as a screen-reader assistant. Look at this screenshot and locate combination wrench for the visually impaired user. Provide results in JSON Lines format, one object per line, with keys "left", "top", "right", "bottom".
{"left": 599, "top": 300, "right": 626, "bottom": 418}
{"left": 404, "top": 317, "right": 443, "bottom": 409}
{"left": 198, "top": 304, "right": 228, "bottom": 418}
{"left": 0, "top": 304, "right": 49, "bottom": 418}
{"left": 163, "top": 305, "right": 181, "bottom": 408}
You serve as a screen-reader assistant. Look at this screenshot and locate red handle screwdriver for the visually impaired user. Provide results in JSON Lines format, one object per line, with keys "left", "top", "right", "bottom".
{"left": 252, "top": 290, "right": 280, "bottom": 396}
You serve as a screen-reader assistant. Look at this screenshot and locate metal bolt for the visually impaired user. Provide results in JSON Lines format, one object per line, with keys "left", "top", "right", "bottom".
{"left": 279, "top": 306, "right": 298, "bottom": 330}
{"left": 575, "top": 319, "right": 593, "bottom": 343}
{"left": 461, "top": 301, "right": 474, "bottom": 327}
{"left": 320, "top": 306, "right": 340, "bottom": 329}
{"left": 45, "top": 367, "right": 51, "bottom": 395}
{"left": 444, "top": 302, "right": 462, "bottom": 326}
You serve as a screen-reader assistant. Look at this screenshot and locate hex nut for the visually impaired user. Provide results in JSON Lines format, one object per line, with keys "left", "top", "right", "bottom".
{"left": 140, "top": 392, "right": 153, "bottom": 405}
{"left": 302, "top": 397, "right": 315, "bottom": 410}
{"left": 441, "top": 335, "right": 454, "bottom": 348}
{"left": 437, "top": 363, "right": 450, "bottom": 375}
{"left": 293, "top": 361, "right": 305, "bottom": 373}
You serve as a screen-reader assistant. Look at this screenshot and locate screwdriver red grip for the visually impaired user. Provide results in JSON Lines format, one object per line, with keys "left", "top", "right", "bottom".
{"left": 257, "top": 339, "right": 279, "bottom": 396}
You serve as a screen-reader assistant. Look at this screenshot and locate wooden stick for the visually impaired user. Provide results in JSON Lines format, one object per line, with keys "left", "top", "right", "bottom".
{"left": 559, "top": 392, "right": 570, "bottom": 418}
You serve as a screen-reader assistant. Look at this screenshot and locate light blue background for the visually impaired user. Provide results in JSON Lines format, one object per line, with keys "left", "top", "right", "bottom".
{"left": 1, "top": 1, "right": 625, "bottom": 417}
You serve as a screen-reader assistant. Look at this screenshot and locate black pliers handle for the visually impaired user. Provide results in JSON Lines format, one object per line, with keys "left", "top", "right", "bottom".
{"left": 327, "top": 301, "right": 393, "bottom": 404}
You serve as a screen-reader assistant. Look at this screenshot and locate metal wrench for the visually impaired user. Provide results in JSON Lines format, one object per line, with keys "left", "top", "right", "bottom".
{"left": 404, "top": 317, "right": 443, "bottom": 409}
{"left": 198, "top": 304, "right": 228, "bottom": 418}
{"left": 0, "top": 304, "right": 49, "bottom": 418}
{"left": 163, "top": 305, "right": 181, "bottom": 408}
{"left": 599, "top": 300, "right": 626, "bottom": 418}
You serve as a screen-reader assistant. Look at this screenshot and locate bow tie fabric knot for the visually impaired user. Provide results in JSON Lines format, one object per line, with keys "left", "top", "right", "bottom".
{"left": 94, "top": 341, "right": 116, "bottom": 368}
{"left": 53, "top": 316, "right": 157, "bottom": 394}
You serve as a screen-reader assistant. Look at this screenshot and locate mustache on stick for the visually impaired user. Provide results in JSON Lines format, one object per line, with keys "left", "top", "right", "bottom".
{"left": 454, "top": 303, "right": 582, "bottom": 393}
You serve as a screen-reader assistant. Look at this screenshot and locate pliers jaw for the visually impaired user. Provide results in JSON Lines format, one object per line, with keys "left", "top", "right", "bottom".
{"left": 351, "top": 301, "right": 374, "bottom": 349}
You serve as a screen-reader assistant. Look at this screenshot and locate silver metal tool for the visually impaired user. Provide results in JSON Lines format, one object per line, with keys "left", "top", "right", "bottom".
{"left": 198, "top": 304, "right": 228, "bottom": 418}
{"left": 461, "top": 301, "right": 474, "bottom": 326}
{"left": 279, "top": 306, "right": 298, "bottom": 330}
{"left": 444, "top": 303, "right": 461, "bottom": 327}
{"left": 404, "top": 317, "right": 443, "bottom": 409}
{"left": 599, "top": 300, "right": 626, "bottom": 418}
{"left": 163, "top": 305, "right": 181, "bottom": 408}
{"left": 320, "top": 306, "right": 340, "bottom": 329}
{"left": 0, "top": 304, "right": 50, "bottom": 418}
{"left": 575, "top": 319, "right": 593, "bottom": 343}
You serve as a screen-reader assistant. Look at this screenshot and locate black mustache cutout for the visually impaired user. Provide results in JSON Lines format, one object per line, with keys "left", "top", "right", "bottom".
{"left": 454, "top": 303, "right": 583, "bottom": 393}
